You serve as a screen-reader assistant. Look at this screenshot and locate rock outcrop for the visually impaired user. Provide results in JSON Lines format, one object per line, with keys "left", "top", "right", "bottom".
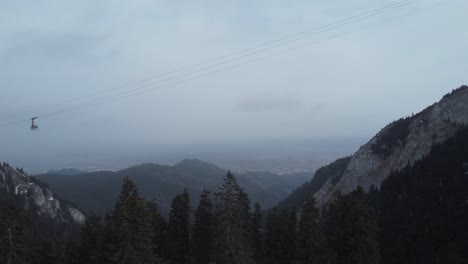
{"left": 0, "top": 163, "right": 85, "bottom": 224}
{"left": 316, "top": 85, "right": 468, "bottom": 206}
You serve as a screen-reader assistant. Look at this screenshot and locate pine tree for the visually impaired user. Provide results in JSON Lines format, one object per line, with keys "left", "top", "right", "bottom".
{"left": 213, "top": 171, "right": 254, "bottom": 264}
{"left": 30, "top": 235, "right": 54, "bottom": 264}
{"left": 0, "top": 198, "right": 31, "bottom": 264}
{"left": 56, "top": 232, "right": 79, "bottom": 264}
{"left": 251, "top": 203, "right": 264, "bottom": 263}
{"left": 192, "top": 190, "right": 214, "bottom": 264}
{"left": 295, "top": 195, "right": 328, "bottom": 264}
{"left": 167, "top": 189, "right": 191, "bottom": 264}
{"left": 78, "top": 213, "right": 103, "bottom": 264}
{"left": 264, "top": 208, "right": 296, "bottom": 264}
{"left": 146, "top": 201, "right": 165, "bottom": 261}
{"left": 325, "top": 188, "right": 380, "bottom": 264}
{"left": 101, "top": 177, "right": 158, "bottom": 264}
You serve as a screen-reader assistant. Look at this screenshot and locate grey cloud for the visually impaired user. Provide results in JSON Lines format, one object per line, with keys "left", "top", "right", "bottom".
{"left": 1, "top": 31, "right": 107, "bottom": 63}
{"left": 0, "top": 0, "right": 467, "bottom": 172}
{"left": 234, "top": 96, "right": 306, "bottom": 113}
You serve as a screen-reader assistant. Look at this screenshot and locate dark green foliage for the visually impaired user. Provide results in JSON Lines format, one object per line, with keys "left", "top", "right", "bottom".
{"left": 56, "top": 232, "right": 79, "bottom": 264}
{"left": 30, "top": 235, "right": 54, "bottom": 264}
{"left": 100, "top": 177, "right": 158, "bottom": 264}
{"left": 167, "top": 189, "right": 191, "bottom": 264}
{"left": 251, "top": 203, "right": 263, "bottom": 263}
{"left": 377, "top": 125, "right": 468, "bottom": 264}
{"left": 371, "top": 116, "right": 414, "bottom": 158}
{"left": 295, "top": 195, "right": 328, "bottom": 264}
{"left": 213, "top": 171, "right": 254, "bottom": 264}
{"left": 277, "top": 157, "right": 351, "bottom": 210}
{"left": 191, "top": 190, "right": 214, "bottom": 264}
{"left": 324, "top": 188, "right": 380, "bottom": 264}
{"left": 264, "top": 208, "right": 297, "bottom": 264}
{"left": 78, "top": 213, "right": 103, "bottom": 264}
{"left": 100, "top": 212, "right": 117, "bottom": 262}
{"left": 146, "top": 201, "right": 165, "bottom": 261}
{"left": 442, "top": 84, "right": 468, "bottom": 99}
{"left": 0, "top": 198, "right": 31, "bottom": 264}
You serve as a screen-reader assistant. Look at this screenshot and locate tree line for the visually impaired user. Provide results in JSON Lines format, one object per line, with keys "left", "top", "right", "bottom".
{"left": 1, "top": 170, "right": 381, "bottom": 264}
{"left": 3, "top": 124, "right": 468, "bottom": 264}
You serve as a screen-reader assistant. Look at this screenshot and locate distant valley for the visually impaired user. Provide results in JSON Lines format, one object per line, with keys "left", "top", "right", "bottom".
{"left": 10, "top": 137, "right": 362, "bottom": 175}
{"left": 34, "top": 159, "right": 311, "bottom": 215}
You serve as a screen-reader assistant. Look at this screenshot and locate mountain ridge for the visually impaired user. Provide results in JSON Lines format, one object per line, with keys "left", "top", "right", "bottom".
{"left": 34, "top": 159, "right": 311, "bottom": 214}
{"left": 277, "top": 85, "right": 468, "bottom": 209}
{"left": 316, "top": 85, "right": 468, "bottom": 205}
{"left": 46, "top": 168, "right": 86, "bottom": 176}
{"left": 0, "top": 162, "right": 85, "bottom": 224}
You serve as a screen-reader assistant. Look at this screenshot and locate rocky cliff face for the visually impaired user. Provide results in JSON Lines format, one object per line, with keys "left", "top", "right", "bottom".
{"left": 316, "top": 85, "right": 468, "bottom": 206}
{"left": 0, "top": 163, "right": 85, "bottom": 224}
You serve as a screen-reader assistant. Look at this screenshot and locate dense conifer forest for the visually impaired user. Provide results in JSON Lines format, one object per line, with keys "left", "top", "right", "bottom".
{"left": 1, "top": 126, "right": 468, "bottom": 263}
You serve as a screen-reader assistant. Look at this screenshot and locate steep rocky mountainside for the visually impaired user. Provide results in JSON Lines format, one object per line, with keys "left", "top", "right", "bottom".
{"left": 0, "top": 162, "right": 85, "bottom": 224}
{"left": 35, "top": 159, "right": 311, "bottom": 214}
{"left": 315, "top": 85, "right": 468, "bottom": 206}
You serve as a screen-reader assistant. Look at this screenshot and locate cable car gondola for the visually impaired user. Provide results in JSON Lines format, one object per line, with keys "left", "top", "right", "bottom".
{"left": 31, "top": 117, "right": 38, "bottom": 131}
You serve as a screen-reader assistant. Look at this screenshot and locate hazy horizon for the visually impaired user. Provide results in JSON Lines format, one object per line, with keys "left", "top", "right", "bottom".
{"left": 1, "top": 0, "right": 467, "bottom": 173}
{"left": 6, "top": 136, "right": 364, "bottom": 174}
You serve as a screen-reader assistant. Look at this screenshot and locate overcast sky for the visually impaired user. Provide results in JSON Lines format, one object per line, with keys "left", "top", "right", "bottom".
{"left": 1, "top": 0, "right": 467, "bottom": 169}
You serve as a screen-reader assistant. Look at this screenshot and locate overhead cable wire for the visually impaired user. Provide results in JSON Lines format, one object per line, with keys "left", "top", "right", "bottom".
{"left": 30, "top": 0, "right": 453, "bottom": 121}
{"left": 0, "top": 0, "right": 455, "bottom": 127}
{"left": 0, "top": 0, "right": 418, "bottom": 121}
{"left": 31, "top": 1, "right": 420, "bottom": 116}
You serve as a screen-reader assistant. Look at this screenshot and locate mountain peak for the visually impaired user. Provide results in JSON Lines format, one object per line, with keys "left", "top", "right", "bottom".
{"left": 175, "top": 159, "right": 222, "bottom": 170}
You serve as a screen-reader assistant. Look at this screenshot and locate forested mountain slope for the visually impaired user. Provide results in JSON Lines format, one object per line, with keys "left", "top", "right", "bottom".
{"left": 276, "top": 156, "right": 351, "bottom": 209}
{"left": 35, "top": 159, "right": 310, "bottom": 214}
